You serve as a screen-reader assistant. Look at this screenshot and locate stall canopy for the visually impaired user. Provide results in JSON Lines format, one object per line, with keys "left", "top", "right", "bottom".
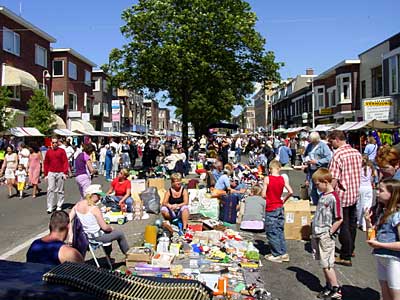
{"left": 71, "top": 120, "right": 95, "bottom": 132}
{"left": 10, "top": 127, "right": 44, "bottom": 137}
{"left": 285, "top": 126, "right": 309, "bottom": 133}
{"left": 51, "top": 114, "right": 67, "bottom": 129}
{"left": 54, "top": 129, "right": 81, "bottom": 136}
{"left": 336, "top": 119, "right": 398, "bottom": 131}
{"left": 2, "top": 64, "right": 38, "bottom": 90}
{"left": 311, "top": 124, "right": 336, "bottom": 132}
{"left": 124, "top": 132, "right": 142, "bottom": 137}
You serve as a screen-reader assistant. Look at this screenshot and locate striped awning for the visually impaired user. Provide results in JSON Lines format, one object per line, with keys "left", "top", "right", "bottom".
{"left": 54, "top": 129, "right": 82, "bottom": 136}
{"left": 10, "top": 127, "right": 44, "bottom": 137}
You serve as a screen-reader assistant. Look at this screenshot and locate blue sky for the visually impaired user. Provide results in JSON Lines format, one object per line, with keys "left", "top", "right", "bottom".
{"left": 3, "top": 0, "right": 399, "bottom": 112}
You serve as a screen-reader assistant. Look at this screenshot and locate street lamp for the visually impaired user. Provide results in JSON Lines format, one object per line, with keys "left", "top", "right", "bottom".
{"left": 42, "top": 70, "right": 51, "bottom": 92}
{"left": 307, "top": 76, "right": 315, "bottom": 129}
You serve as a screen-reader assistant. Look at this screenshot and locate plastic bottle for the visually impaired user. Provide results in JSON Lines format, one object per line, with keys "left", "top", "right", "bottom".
{"left": 157, "top": 232, "right": 170, "bottom": 253}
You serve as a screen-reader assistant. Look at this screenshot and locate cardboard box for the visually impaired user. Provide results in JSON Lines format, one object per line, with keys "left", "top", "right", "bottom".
{"left": 147, "top": 178, "right": 165, "bottom": 191}
{"left": 131, "top": 179, "right": 146, "bottom": 193}
{"left": 126, "top": 247, "right": 152, "bottom": 266}
{"left": 284, "top": 200, "right": 311, "bottom": 240}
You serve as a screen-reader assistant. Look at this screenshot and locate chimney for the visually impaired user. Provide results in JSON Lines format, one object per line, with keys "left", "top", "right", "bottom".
{"left": 306, "top": 68, "right": 314, "bottom": 75}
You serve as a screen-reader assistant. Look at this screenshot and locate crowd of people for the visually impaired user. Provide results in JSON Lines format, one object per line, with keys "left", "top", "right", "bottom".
{"left": 1, "top": 128, "right": 400, "bottom": 300}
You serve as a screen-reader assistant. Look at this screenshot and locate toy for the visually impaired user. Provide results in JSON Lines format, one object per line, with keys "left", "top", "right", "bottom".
{"left": 103, "top": 211, "right": 127, "bottom": 225}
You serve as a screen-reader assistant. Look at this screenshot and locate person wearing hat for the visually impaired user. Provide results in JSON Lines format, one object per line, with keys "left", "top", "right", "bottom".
{"left": 69, "top": 184, "right": 129, "bottom": 256}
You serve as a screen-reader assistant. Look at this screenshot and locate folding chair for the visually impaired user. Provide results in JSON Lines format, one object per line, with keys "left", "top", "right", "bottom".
{"left": 86, "top": 234, "right": 113, "bottom": 270}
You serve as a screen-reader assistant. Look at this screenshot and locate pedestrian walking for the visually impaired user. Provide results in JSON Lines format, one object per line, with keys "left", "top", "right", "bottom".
{"left": 27, "top": 145, "right": 42, "bottom": 198}
{"left": 15, "top": 164, "right": 27, "bottom": 199}
{"left": 43, "top": 137, "right": 69, "bottom": 214}
{"left": 0, "top": 145, "right": 18, "bottom": 198}
{"left": 328, "top": 130, "right": 362, "bottom": 266}
{"left": 356, "top": 155, "right": 375, "bottom": 231}
{"left": 74, "top": 144, "right": 96, "bottom": 199}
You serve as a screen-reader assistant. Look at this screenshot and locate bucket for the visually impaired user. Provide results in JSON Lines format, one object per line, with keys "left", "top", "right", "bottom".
{"left": 144, "top": 225, "right": 158, "bottom": 247}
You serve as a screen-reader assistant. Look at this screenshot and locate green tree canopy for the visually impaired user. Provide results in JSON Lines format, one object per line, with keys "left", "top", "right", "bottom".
{"left": 26, "top": 89, "right": 55, "bottom": 136}
{"left": 106, "top": 0, "right": 282, "bottom": 145}
{"left": 0, "top": 87, "right": 14, "bottom": 132}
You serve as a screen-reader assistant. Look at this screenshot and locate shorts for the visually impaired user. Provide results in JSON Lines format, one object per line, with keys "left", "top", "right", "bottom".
{"left": 312, "top": 232, "right": 336, "bottom": 268}
{"left": 17, "top": 182, "right": 25, "bottom": 191}
{"left": 376, "top": 255, "right": 400, "bottom": 290}
{"left": 5, "top": 168, "right": 15, "bottom": 179}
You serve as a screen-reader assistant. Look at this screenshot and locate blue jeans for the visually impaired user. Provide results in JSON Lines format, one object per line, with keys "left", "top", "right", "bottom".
{"left": 265, "top": 207, "right": 287, "bottom": 257}
{"left": 110, "top": 195, "right": 133, "bottom": 212}
{"left": 235, "top": 148, "right": 241, "bottom": 162}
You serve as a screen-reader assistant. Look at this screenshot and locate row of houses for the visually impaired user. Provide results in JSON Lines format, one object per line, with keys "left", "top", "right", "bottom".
{"left": 249, "top": 32, "right": 400, "bottom": 131}
{"left": 0, "top": 6, "right": 179, "bottom": 135}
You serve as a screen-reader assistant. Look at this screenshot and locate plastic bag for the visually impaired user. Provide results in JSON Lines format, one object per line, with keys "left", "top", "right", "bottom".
{"left": 140, "top": 187, "right": 161, "bottom": 214}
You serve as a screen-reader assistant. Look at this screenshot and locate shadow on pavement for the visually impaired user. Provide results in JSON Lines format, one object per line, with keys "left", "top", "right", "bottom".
{"left": 61, "top": 203, "right": 75, "bottom": 210}
{"left": 304, "top": 241, "right": 313, "bottom": 253}
{"left": 341, "top": 286, "right": 380, "bottom": 300}
{"left": 253, "top": 239, "right": 269, "bottom": 256}
{"left": 287, "top": 266, "right": 322, "bottom": 292}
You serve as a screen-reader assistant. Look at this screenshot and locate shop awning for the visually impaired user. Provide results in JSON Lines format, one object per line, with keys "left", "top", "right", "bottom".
{"left": 10, "top": 127, "right": 44, "bottom": 137}
{"left": 51, "top": 114, "right": 67, "bottom": 129}
{"left": 335, "top": 122, "right": 359, "bottom": 131}
{"left": 124, "top": 132, "right": 143, "bottom": 137}
{"left": 54, "top": 129, "right": 81, "bottom": 136}
{"left": 71, "top": 119, "right": 95, "bottom": 132}
{"left": 348, "top": 119, "right": 398, "bottom": 131}
{"left": 285, "top": 126, "right": 308, "bottom": 133}
{"left": 311, "top": 124, "right": 336, "bottom": 132}
{"left": 2, "top": 64, "right": 38, "bottom": 90}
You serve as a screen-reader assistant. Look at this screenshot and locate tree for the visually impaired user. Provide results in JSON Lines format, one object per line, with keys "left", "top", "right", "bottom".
{"left": 105, "top": 0, "right": 282, "bottom": 147}
{"left": 26, "top": 89, "right": 55, "bottom": 136}
{"left": 0, "top": 87, "right": 14, "bottom": 132}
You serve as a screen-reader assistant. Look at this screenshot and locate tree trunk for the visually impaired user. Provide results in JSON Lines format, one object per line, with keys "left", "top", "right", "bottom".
{"left": 181, "top": 90, "right": 189, "bottom": 154}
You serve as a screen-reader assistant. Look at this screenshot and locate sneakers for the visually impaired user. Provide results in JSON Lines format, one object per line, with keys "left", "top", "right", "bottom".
{"left": 46, "top": 209, "right": 53, "bottom": 214}
{"left": 56, "top": 207, "right": 62, "bottom": 211}
{"left": 317, "top": 285, "right": 331, "bottom": 298}
{"left": 265, "top": 255, "right": 283, "bottom": 263}
{"left": 281, "top": 253, "right": 290, "bottom": 262}
{"left": 328, "top": 286, "right": 342, "bottom": 299}
{"left": 335, "top": 257, "right": 352, "bottom": 267}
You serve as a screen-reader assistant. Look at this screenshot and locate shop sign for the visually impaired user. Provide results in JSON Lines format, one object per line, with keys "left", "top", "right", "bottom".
{"left": 319, "top": 108, "right": 333, "bottom": 115}
{"left": 363, "top": 97, "right": 393, "bottom": 121}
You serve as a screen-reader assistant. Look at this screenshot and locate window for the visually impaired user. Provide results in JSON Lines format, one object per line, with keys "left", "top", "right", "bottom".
{"left": 3, "top": 27, "right": 20, "bottom": 56}
{"left": 103, "top": 103, "right": 109, "bottom": 117}
{"left": 361, "top": 80, "right": 366, "bottom": 99}
{"left": 93, "top": 78, "right": 101, "bottom": 91}
{"left": 103, "top": 81, "right": 108, "bottom": 93}
{"left": 68, "top": 62, "right": 77, "bottom": 80}
{"left": 84, "top": 70, "right": 91, "bottom": 86}
{"left": 68, "top": 93, "right": 77, "bottom": 111}
{"left": 336, "top": 74, "right": 352, "bottom": 103}
{"left": 53, "top": 60, "right": 64, "bottom": 76}
{"left": 389, "top": 56, "right": 398, "bottom": 95}
{"left": 53, "top": 92, "right": 64, "bottom": 110}
{"left": 315, "top": 86, "right": 325, "bottom": 108}
{"left": 371, "top": 66, "right": 383, "bottom": 97}
{"left": 112, "top": 87, "right": 117, "bottom": 97}
{"left": 327, "top": 87, "right": 336, "bottom": 107}
{"left": 6, "top": 86, "right": 21, "bottom": 100}
{"left": 35, "top": 45, "right": 47, "bottom": 67}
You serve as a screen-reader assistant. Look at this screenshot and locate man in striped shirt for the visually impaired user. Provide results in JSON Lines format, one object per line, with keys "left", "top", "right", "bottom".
{"left": 328, "top": 130, "right": 362, "bottom": 267}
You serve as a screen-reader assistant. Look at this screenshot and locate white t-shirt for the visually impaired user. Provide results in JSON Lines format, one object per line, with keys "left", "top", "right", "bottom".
{"left": 15, "top": 170, "right": 27, "bottom": 183}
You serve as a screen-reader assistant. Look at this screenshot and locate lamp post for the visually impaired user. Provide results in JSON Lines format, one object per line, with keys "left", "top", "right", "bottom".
{"left": 307, "top": 76, "right": 315, "bottom": 129}
{"left": 42, "top": 70, "right": 51, "bottom": 94}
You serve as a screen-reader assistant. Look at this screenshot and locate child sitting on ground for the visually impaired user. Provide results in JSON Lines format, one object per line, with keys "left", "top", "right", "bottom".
{"left": 311, "top": 168, "right": 343, "bottom": 299}
{"left": 240, "top": 185, "right": 265, "bottom": 230}
{"left": 15, "top": 164, "right": 27, "bottom": 199}
{"left": 262, "top": 160, "right": 293, "bottom": 263}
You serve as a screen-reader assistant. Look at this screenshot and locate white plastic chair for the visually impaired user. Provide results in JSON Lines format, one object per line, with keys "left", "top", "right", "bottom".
{"left": 86, "top": 234, "right": 113, "bottom": 270}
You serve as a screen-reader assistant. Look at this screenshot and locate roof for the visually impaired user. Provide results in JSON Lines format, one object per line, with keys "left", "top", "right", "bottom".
{"left": 314, "top": 60, "right": 360, "bottom": 80}
{"left": 359, "top": 32, "right": 400, "bottom": 57}
{"left": 51, "top": 48, "right": 97, "bottom": 67}
{"left": 0, "top": 6, "right": 56, "bottom": 42}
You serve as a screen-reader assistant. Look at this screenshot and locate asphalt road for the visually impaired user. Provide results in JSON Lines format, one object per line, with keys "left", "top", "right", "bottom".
{"left": 0, "top": 166, "right": 381, "bottom": 300}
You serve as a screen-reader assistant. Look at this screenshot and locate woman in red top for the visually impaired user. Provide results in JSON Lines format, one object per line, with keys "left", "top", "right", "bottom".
{"left": 105, "top": 169, "right": 133, "bottom": 212}
{"left": 262, "top": 160, "right": 293, "bottom": 263}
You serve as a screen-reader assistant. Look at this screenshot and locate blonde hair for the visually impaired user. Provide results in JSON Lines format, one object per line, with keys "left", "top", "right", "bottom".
{"left": 120, "top": 168, "right": 129, "bottom": 178}
{"left": 269, "top": 160, "right": 281, "bottom": 170}
{"left": 85, "top": 193, "right": 96, "bottom": 206}
{"left": 170, "top": 172, "right": 182, "bottom": 182}
{"left": 376, "top": 145, "right": 400, "bottom": 168}
{"left": 251, "top": 185, "right": 262, "bottom": 196}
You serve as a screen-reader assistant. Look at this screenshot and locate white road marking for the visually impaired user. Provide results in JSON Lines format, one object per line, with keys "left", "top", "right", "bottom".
{"left": 0, "top": 230, "right": 48, "bottom": 260}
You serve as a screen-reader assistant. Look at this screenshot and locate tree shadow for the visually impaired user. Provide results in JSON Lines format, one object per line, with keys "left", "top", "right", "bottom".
{"left": 253, "top": 239, "right": 269, "bottom": 256}
{"left": 287, "top": 266, "right": 322, "bottom": 292}
{"left": 61, "top": 203, "right": 75, "bottom": 210}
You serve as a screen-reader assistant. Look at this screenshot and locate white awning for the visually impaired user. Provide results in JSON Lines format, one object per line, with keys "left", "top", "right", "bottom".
{"left": 335, "top": 122, "right": 359, "bottom": 131}
{"left": 2, "top": 64, "right": 38, "bottom": 90}
{"left": 71, "top": 119, "right": 95, "bottom": 132}
{"left": 124, "top": 132, "right": 143, "bottom": 137}
{"left": 10, "top": 127, "right": 44, "bottom": 137}
{"left": 51, "top": 114, "right": 67, "bottom": 129}
{"left": 54, "top": 129, "right": 82, "bottom": 136}
{"left": 311, "top": 124, "right": 336, "bottom": 132}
